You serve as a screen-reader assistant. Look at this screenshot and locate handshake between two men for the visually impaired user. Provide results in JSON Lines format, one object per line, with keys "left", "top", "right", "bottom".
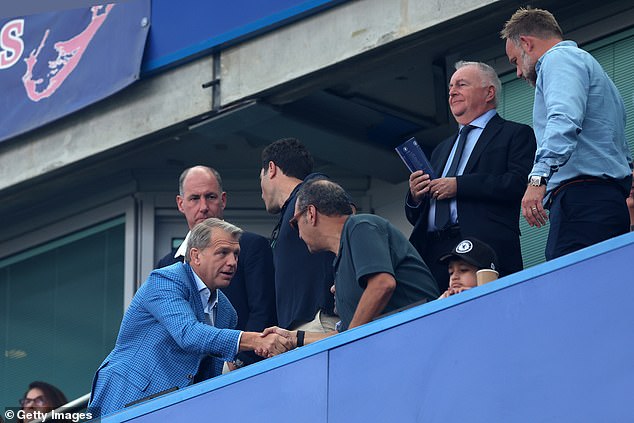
{"left": 240, "top": 328, "right": 294, "bottom": 359}
{"left": 252, "top": 326, "right": 330, "bottom": 358}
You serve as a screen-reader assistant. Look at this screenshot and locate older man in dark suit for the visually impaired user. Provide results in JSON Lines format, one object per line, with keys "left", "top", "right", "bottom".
{"left": 157, "top": 166, "right": 277, "bottom": 368}
{"left": 406, "top": 61, "right": 536, "bottom": 292}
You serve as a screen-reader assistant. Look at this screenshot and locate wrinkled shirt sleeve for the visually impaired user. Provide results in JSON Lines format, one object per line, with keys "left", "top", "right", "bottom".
{"left": 532, "top": 49, "right": 589, "bottom": 178}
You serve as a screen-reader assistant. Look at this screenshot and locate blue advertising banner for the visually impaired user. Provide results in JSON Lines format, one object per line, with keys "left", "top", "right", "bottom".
{"left": 0, "top": 1, "right": 150, "bottom": 143}
{"left": 142, "top": 0, "right": 347, "bottom": 73}
{"left": 0, "top": 1, "right": 129, "bottom": 20}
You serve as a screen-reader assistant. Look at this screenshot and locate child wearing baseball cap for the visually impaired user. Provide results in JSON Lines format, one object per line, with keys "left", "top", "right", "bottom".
{"left": 437, "top": 237, "right": 499, "bottom": 299}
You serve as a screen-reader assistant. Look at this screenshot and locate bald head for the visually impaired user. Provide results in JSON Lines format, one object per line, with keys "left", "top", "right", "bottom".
{"left": 176, "top": 166, "right": 227, "bottom": 229}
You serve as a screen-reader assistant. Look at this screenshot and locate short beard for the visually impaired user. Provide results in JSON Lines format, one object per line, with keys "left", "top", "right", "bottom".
{"left": 521, "top": 49, "right": 537, "bottom": 87}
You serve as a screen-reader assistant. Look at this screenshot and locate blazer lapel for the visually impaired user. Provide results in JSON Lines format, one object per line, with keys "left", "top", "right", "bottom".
{"left": 215, "top": 292, "right": 233, "bottom": 329}
{"left": 463, "top": 113, "right": 504, "bottom": 173}
{"left": 433, "top": 132, "right": 459, "bottom": 174}
{"left": 184, "top": 263, "right": 207, "bottom": 323}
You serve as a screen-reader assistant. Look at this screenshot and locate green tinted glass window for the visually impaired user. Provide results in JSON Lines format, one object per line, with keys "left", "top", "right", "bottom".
{"left": 0, "top": 218, "right": 124, "bottom": 407}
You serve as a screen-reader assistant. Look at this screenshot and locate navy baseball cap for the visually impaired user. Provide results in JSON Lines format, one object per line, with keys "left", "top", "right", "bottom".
{"left": 439, "top": 238, "right": 499, "bottom": 271}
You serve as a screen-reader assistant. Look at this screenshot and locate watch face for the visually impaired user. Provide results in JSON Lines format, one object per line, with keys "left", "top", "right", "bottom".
{"left": 530, "top": 176, "right": 542, "bottom": 186}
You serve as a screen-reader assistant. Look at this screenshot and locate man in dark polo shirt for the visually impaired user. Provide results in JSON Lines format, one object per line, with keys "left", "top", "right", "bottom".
{"left": 260, "top": 179, "right": 439, "bottom": 350}
{"left": 259, "top": 138, "right": 338, "bottom": 332}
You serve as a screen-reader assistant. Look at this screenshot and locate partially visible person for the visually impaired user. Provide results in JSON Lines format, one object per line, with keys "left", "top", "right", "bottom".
{"left": 626, "top": 172, "right": 634, "bottom": 232}
{"left": 90, "top": 219, "right": 292, "bottom": 418}
{"left": 261, "top": 179, "right": 439, "bottom": 349}
{"left": 502, "top": 7, "right": 633, "bottom": 259}
{"left": 406, "top": 61, "right": 535, "bottom": 292}
{"left": 18, "top": 381, "right": 67, "bottom": 423}
{"left": 437, "top": 238, "right": 499, "bottom": 299}
{"left": 156, "top": 165, "right": 277, "bottom": 367}
{"left": 260, "top": 138, "right": 337, "bottom": 332}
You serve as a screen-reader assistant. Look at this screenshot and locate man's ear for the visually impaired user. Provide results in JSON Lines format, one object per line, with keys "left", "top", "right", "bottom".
{"left": 519, "top": 35, "right": 533, "bottom": 52}
{"left": 307, "top": 205, "right": 318, "bottom": 226}
{"left": 189, "top": 248, "right": 200, "bottom": 265}
{"left": 485, "top": 85, "right": 496, "bottom": 104}
{"left": 267, "top": 161, "right": 277, "bottom": 178}
{"left": 176, "top": 195, "right": 185, "bottom": 213}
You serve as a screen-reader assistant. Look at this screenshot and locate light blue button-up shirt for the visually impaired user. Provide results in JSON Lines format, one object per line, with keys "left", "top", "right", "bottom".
{"left": 531, "top": 40, "right": 632, "bottom": 194}
{"left": 193, "top": 271, "right": 218, "bottom": 325}
{"left": 192, "top": 270, "right": 241, "bottom": 356}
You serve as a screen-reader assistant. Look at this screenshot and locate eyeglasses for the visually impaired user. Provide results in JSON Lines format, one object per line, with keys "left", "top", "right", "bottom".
{"left": 19, "top": 396, "right": 47, "bottom": 407}
{"left": 288, "top": 207, "right": 308, "bottom": 230}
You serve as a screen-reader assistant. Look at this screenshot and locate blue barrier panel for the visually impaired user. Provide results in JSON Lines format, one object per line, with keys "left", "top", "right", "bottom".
{"left": 106, "top": 352, "right": 329, "bottom": 422}
{"left": 328, "top": 235, "right": 634, "bottom": 422}
{"left": 101, "top": 232, "right": 634, "bottom": 422}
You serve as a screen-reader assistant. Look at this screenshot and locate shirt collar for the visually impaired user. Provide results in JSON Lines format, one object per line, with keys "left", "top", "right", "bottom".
{"left": 536, "top": 40, "right": 577, "bottom": 73}
{"left": 174, "top": 230, "right": 191, "bottom": 259}
{"left": 192, "top": 269, "right": 218, "bottom": 312}
{"left": 462, "top": 109, "right": 496, "bottom": 131}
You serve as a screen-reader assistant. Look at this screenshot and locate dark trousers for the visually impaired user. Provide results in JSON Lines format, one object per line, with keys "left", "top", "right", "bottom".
{"left": 546, "top": 181, "right": 629, "bottom": 260}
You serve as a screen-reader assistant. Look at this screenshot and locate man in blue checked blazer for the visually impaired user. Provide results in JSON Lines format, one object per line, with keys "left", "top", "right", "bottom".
{"left": 89, "top": 218, "right": 292, "bottom": 418}
{"left": 156, "top": 165, "right": 277, "bottom": 369}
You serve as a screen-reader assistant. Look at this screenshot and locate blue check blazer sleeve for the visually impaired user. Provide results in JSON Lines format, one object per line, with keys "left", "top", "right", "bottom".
{"left": 143, "top": 265, "right": 240, "bottom": 359}
{"left": 89, "top": 263, "right": 240, "bottom": 418}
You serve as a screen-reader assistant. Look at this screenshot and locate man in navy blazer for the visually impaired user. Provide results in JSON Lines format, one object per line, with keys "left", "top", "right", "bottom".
{"left": 406, "top": 61, "right": 536, "bottom": 292}
{"left": 157, "top": 166, "right": 277, "bottom": 367}
{"left": 89, "top": 219, "right": 291, "bottom": 418}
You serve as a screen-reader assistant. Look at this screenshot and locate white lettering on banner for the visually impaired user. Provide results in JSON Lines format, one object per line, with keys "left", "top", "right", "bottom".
{"left": 0, "top": 19, "right": 24, "bottom": 69}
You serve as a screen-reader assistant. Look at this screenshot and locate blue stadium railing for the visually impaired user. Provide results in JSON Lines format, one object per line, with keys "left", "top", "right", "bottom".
{"left": 99, "top": 231, "right": 634, "bottom": 423}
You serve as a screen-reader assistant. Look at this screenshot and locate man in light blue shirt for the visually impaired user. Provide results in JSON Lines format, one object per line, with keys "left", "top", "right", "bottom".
{"left": 502, "top": 7, "right": 633, "bottom": 260}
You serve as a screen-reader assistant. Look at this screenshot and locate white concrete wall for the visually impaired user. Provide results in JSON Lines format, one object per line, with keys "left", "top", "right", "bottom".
{"left": 221, "top": 0, "right": 498, "bottom": 104}
{"left": 0, "top": 0, "right": 501, "bottom": 192}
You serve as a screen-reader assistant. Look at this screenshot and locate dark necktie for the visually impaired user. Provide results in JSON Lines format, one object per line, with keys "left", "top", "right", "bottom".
{"left": 434, "top": 125, "right": 474, "bottom": 230}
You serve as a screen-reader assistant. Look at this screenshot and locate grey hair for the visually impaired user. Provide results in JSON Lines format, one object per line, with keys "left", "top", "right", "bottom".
{"left": 455, "top": 60, "right": 502, "bottom": 107}
{"left": 296, "top": 179, "right": 354, "bottom": 217}
{"left": 178, "top": 166, "right": 224, "bottom": 196}
{"left": 185, "top": 218, "right": 243, "bottom": 263}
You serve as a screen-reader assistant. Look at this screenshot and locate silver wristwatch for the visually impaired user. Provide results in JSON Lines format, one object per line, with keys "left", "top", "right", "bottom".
{"left": 529, "top": 175, "right": 546, "bottom": 187}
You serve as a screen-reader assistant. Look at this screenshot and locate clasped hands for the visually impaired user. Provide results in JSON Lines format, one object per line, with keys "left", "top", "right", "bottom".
{"left": 253, "top": 327, "right": 296, "bottom": 358}
{"left": 438, "top": 286, "right": 471, "bottom": 299}
{"left": 409, "top": 170, "right": 457, "bottom": 203}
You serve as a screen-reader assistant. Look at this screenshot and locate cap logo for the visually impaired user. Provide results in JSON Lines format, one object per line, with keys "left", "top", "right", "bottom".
{"left": 455, "top": 240, "right": 473, "bottom": 254}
